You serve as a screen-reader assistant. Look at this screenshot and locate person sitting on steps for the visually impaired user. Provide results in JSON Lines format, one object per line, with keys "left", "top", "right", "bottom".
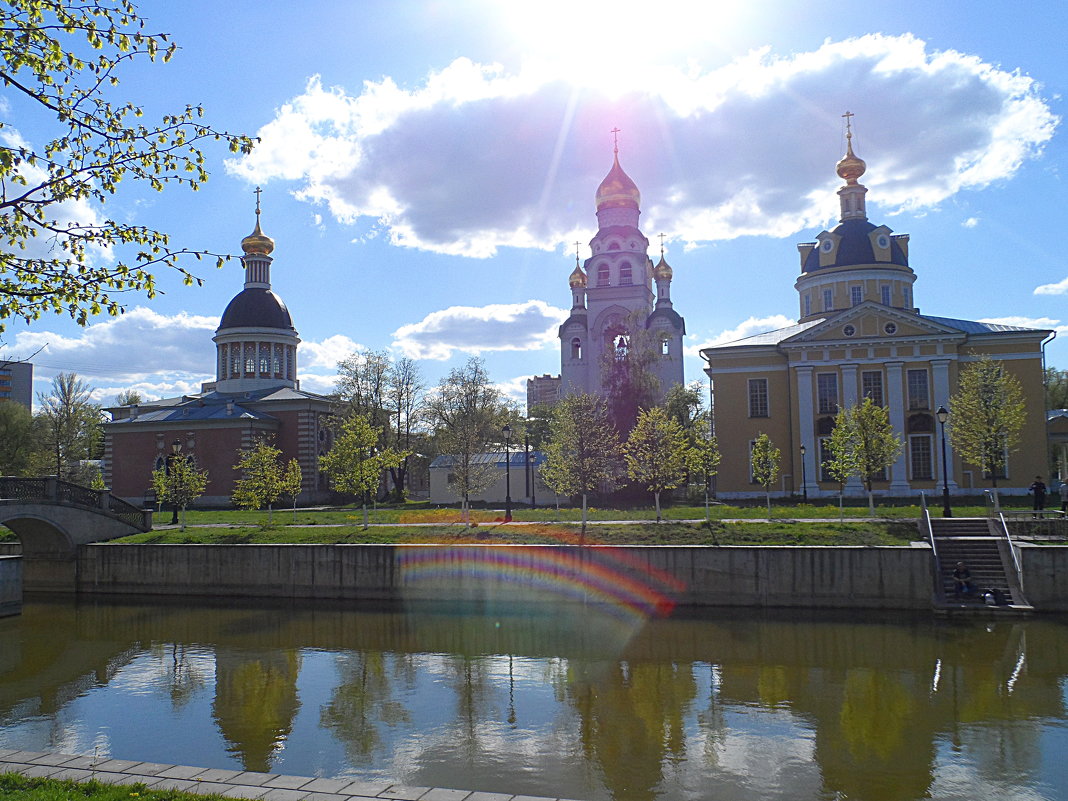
{"left": 952, "top": 561, "right": 975, "bottom": 599}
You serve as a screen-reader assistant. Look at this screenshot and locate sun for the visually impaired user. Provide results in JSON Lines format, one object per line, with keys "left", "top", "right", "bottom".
{"left": 489, "top": 0, "right": 746, "bottom": 91}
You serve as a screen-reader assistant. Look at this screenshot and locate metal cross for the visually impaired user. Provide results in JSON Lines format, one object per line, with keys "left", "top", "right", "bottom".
{"left": 842, "top": 110, "right": 854, "bottom": 142}
{"left": 658, "top": 232, "right": 666, "bottom": 256}
{"left": 254, "top": 186, "right": 262, "bottom": 215}
{"left": 611, "top": 127, "right": 621, "bottom": 154}
{"left": 574, "top": 241, "right": 581, "bottom": 265}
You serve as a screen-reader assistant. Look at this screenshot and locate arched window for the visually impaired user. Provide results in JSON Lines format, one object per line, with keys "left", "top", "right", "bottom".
{"left": 258, "top": 344, "right": 270, "bottom": 374}
{"left": 597, "top": 264, "right": 610, "bottom": 286}
{"left": 660, "top": 335, "right": 670, "bottom": 356}
{"left": 571, "top": 338, "right": 582, "bottom": 360}
{"left": 620, "top": 262, "right": 633, "bottom": 285}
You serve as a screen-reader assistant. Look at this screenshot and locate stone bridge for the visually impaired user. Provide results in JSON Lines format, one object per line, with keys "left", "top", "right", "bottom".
{"left": 0, "top": 477, "right": 152, "bottom": 592}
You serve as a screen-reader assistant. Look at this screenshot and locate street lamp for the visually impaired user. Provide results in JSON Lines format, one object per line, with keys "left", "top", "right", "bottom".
{"left": 502, "top": 424, "right": 512, "bottom": 522}
{"left": 799, "top": 443, "right": 808, "bottom": 503}
{"left": 936, "top": 406, "right": 952, "bottom": 518}
{"left": 169, "top": 438, "right": 182, "bottom": 524}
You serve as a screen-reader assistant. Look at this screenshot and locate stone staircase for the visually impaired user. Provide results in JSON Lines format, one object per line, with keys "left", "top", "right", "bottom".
{"left": 929, "top": 517, "right": 1029, "bottom": 609}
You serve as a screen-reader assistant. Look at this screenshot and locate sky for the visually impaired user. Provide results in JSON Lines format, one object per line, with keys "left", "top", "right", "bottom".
{"left": 4, "top": 0, "right": 1068, "bottom": 410}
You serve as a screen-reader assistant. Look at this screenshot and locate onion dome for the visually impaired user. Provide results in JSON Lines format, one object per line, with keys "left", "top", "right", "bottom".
{"left": 595, "top": 153, "right": 641, "bottom": 211}
{"left": 653, "top": 255, "right": 673, "bottom": 281}
{"left": 569, "top": 264, "right": 588, "bottom": 288}
{"left": 219, "top": 288, "right": 294, "bottom": 330}
{"left": 835, "top": 138, "right": 866, "bottom": 185}
{"left": 241, "top": 216, "right": 275, "bottom": 256}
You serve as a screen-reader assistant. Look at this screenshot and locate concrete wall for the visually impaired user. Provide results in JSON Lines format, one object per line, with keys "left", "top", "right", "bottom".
{"left": 1018, "top": 543, "right": 1068, "bottom": 611}
{"left": 72, "top": 543, "right": 937, "bottom": 610}
{"left": 0, "top": 556, "right": 21, "bottom": 617}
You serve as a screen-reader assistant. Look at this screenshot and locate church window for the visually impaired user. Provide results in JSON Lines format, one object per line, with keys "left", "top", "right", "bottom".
{"left": 842, "top": 324, "right": 856, "bottom": 337}
{"left": 850, "top": 285, "right": 863, "bottom": 306}
{"left": 245, "top": 356, "right": 255, "bottom": 373}
{"left": 862, "top": 371, "right": 884, "bottom": 406}
{"left": 620, "top": 262, "right": 632, "bottom": 285}
{"left": 908, "top": 413, "right": 933, "bottom": 433}
{"left": 608, "top": 241, "right": 620, "bottom": 251}
{"left": 273, "top": 344, "right": 283, "bottom": 376}
{"left": 660, "top": 335, "right": 670, "bottom": 356}
{"left": 804, "top": 294, "right": 811, "bottom": 317}
{"left": 907, "top": 370, "right": 929, "bottom": 409}
{"left": 881, "top": 284, "right": 891, "bottom": 306}
{"left": 823, "top": 289, "right": 833, "bottom": 311}
{"left": 884, "top": 322, "right": 897, "bottom": 335}
{"left": 817, "top": 373, "right": 838, "bottom": 414}
{"left": 286, "top": 346, "right": 295, "bottom": 380}
{"left": 903, "top": 286, "right": 912, "bottom": 309}
{"left": 231, "top": 353, "right": 240, "bottom": 378}
{"left": 259, "top": 344, "right": 270, "bottom": 375}
{"left": 571, "top": 338, "right": 582, "bottom": 360}
{"left": 748, "top": 378, "right": 768, "bottom": 418}
{"left": 909, "top": 435, "right": 933, "bottom": 480}
{"left": 598, "top": 264, "right": 611, "bottom": 286}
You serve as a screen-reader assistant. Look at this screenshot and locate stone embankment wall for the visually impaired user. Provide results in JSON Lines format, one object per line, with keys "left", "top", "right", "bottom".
{"left": 74, "top": 543, "right": 937, "bottom": 610}
{"left": 1017, "top": 544, "right": 1068, "bottom": 611}
{"left": 0, "top": 555, "right": 21, "bottom": 617}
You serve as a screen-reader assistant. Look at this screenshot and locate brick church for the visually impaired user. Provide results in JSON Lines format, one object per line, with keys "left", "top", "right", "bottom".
{"left": 103, "top": 200, "right": 336, "bottom": 507}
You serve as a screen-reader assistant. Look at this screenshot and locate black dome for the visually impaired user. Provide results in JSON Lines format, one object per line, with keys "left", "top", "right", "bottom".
{"left": 802, "top": 219, "right": 909, "bottom": 273}
{"left": 218, "top": 288, "right": 295, "bottom": 330}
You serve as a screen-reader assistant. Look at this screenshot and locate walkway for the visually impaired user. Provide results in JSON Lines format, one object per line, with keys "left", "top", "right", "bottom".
{"left": 0, "top": 749, "right": 577, "bottom": 801}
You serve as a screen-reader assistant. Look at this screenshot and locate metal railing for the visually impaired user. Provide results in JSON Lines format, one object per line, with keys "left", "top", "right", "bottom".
{"left": 0, "top": 476, "right": 150, "bottom": 531}
{"left": 984, "top": 490, "right": 1025, "bottom": 596}
{"left": 920, "top": 493, "right": 944, "bottom": 601}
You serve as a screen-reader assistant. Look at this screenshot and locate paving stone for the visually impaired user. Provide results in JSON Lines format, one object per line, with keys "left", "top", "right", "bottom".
{"left": 301, "top": 778, "right": 353, "bottom": 794}
{"left": 230, "top": 771, "right": 280, "bottom": 787}
{"left": 260, "top": 789, "right": 311, "bottom": 801}
{"left": 191, "top": 781, "right": 240, "bottom": 795}
{"left": 16, "top": 764, "right": 62, "bottom": 778}
{"left": 421, "top": 789, "right": 472, "bottom": 801}
{"left": 0, "top": 750, "right": 18, "bottom": 759}
{"left": 264, "top": 774, "right": 314, "bottom": 790}
{"left": 196, "top": 768, "right": 244, "bottom": 783}
{"left": 47, "top": 768, "right": 96, "bottom": 782}
{"left": 377, "top": 786, "right": 432, "bottom": 800}
{"left": 92, "top": 759, "right": 143, "bottom": 773}
{"left": 158, "top": 764, "right": 210, "bottom": 780}
{"left": 7, "top": 751, "right": 48, "bottom": 762}
{"left": 92, "top": 771, "right": 152, "bottom": 786}
{"left": 510, "top": 796, "right": 558, "bottom": 801}
{"left": 221, "top": 785, "right": 272, "bottom": 800}
{"left": 465, "top": 794, "right": 514, "bottom": 801}
{"left": 29, "top": 752, "right": 79, "bottom": 766}
{"left": 304, "top": 793, "right": 352, "bottom": 801}
{"left": 125, "top": 762, "right": 177, "bottom": 776}
{"left": 154, "top": 778, "right": 199, "bottom": 793}
{"left": 59, "top": 756, "right": 101, "bottom": 769}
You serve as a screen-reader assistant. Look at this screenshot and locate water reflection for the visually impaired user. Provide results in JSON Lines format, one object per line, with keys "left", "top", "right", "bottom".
{"left": 0, "top": 598, "right": 1066, "bottom": 801}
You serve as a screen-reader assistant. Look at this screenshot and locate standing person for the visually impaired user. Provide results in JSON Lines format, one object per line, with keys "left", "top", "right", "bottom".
{"left": 1029, "top": 475, "right": 1047, "bottom": 515}
{"left": 1060, "top": 479, "right": 1068, "bottom": 514}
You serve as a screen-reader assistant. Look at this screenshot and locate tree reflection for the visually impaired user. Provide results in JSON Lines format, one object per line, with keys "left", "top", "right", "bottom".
{"left": 320, "top": 651, "right": 412, "bottom": 763}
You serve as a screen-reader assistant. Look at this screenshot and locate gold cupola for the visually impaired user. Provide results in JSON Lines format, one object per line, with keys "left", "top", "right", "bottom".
{"left": 835, "top": 113, "right": 866, "bottom": 185}
{"left": 569, "top": 264, "right": 588, "bottom": 288}
{"left": 596, "top": 153, "right": 641, "bottom": 211}
{"left": 653, "top": 255, "right": 673, "bottom": 281}
{"left": 241, "top": 187, "right": 275, "bottom": 256}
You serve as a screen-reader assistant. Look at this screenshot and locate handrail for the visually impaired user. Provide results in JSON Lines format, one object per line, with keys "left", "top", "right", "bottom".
{"left": 995, "top": 509, "right": 1025, "bottom": 596}
{"left": 920, "top": 493, "right": 943, "bottom": 601}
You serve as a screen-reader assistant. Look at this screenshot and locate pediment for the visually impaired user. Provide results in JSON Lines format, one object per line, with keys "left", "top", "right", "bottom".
{"left": 784, "top": 303, "right": 964, "bottom": 345}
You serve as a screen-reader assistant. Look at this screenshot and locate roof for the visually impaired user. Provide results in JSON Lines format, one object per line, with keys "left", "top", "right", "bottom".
{"left": 218, "top": 288, "right": 295, "bottom": 330}
{"left": 430, "top": 451, "right": 547, "bottom": 468}
{"left": 704, "top": 318, "right": 825, "bottom": 349}
{"left": 919, "top": 315, "right": 1053, "bottom": 335}
{"left": 801, "top": 218, "right": 909, "bottom": 273}
{"left": 106, "top": 384, "right": 334, "bottom": 423}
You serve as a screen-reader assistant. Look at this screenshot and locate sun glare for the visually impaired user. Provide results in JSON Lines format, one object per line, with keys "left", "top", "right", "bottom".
{"left": 492, "top": 0, "right": 744, "bottom": 89}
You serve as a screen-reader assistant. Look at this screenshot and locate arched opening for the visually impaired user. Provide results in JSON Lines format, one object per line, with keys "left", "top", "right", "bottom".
{"left": 571, "top": 338, "right": 583, "bottom": 360}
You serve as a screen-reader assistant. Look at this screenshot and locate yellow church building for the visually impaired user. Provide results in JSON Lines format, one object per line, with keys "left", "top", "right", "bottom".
{"left": 701, "top": 128, "right": 1052, "bottom": 499}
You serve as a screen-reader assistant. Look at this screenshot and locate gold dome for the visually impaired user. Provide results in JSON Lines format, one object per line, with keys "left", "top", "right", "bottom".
{"left": 241, "top": 216, "right": 275, "bottom": 256}
{"left": 596, "top": 154, "right": 641, "bottom": 211}
{"left": 835, "top": 139, "right": 866, "bottom": 185}
{"left": 569, "top": 264, "right": 587, "bottom": 288}
{"left": 653, "top": 255, "right": 673, "bottom": 281}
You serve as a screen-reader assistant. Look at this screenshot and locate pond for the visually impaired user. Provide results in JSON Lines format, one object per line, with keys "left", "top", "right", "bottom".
{"left": 1, "top": 597, "right": 1067, "bottom": 801}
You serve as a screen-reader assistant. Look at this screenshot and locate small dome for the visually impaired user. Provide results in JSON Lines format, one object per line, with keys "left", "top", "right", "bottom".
{"left": 653, "top": 255, "right": 673, "bottom": 280}
{"left": 596, "top": 154, "right": 641, "bottom": 211}
{"left": 836, "top": 140, "right": 866, "bottom": 185}
{"left": 218, "top": 288, "right": 294, "bottom": 330}
{"left": 569, "top": 265, "right": 587, "bottom": 288}
{"left": 241, "top": 217, "right": 275, "bottom": 256}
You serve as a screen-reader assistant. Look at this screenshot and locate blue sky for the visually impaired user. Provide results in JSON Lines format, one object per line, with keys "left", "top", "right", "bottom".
{"left": 4, "top": 0, "right": 1068, "bottom": 408}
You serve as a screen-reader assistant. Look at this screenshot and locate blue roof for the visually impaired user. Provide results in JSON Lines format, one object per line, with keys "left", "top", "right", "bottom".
{"left": 430, "top": 451, "right": 547, "bottom": 468}
{"left": 801, "top": 219, "right": 909, "bottom": 273}
{"left": 919, "top": 315, "right": 1052, "bottom": 335}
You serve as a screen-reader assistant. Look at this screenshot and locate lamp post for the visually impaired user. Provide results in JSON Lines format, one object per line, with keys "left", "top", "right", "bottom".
{"left": 503, "top": 424, "right": 512, "bottom": 522}
{"left": 169, "top": 438, "right": 182, "bottom": 524}
{"left": 799, "top": 443, "right": 808, "bottom": 503}
{"left": 936, "top": 405, "right": 952, "bottom": 518}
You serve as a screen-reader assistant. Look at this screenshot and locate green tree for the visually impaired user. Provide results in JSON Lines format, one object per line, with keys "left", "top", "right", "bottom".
{"left": 826, "top": 397, "right": 903, "bottom": 514}
{"left": 541, "top": 393, "right": 621, "bottom": 537}
{"left": 115, "top": 389, "right": 144, "bottom": 406}
{"left": 151, "top": 455, "right": 208, "bottom": 530}
{"left": 750, "top": 432, "right": 780, "bottom": 518}
{"left": 949, "top": 358, "right": 1026, "bottom": 489}
{"left": 36, "top": 372, "right": 100, "bottom": 479}
{"left": 689, "top": 429, "right": 721, "bottom": 522}
{"left": 524, "top": 402, "right": 554, "bottom": 450}
{"left": 280, "top": 458, "right": 302, "bottom": 523}
{"left": 232, "top": 439, "right": 285, "bottom": 522}
{"left": 320, "top": 413, "right": 405, "bottom": 528}
{"left": 0, "top": 0, "right": 255, "bottom": 332}
{"left": 0, "top": 400, "right": 42, "bottom": 475}
{"left": 424, "top": 358, "right": 511, "bottom": 525}
{"left": 1046, "top": 367, "right": 1068, "bottom": 410}
{"left": 600, "top": 310, "right": 662, "bottom": 434}
{"left": 663, "top": 381, "right": 709, "bottom": 439}
{"left": 623, "top": 407, "right": 691, "bottom": 522}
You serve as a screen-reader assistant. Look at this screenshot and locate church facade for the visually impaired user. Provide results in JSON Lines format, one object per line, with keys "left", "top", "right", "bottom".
{"left": 702, "top": 131, "right": 1052, "bottom": 498}
{"left": 103, "top": 203, "right": 336, "bottom": 507}
{"left": 557, "top": 144, "right": 685, "bottom": 403}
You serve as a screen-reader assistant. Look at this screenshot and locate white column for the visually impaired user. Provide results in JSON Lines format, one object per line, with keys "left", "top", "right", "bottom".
{"left": 795, "top": 366, "right": 820, "bottom": 497}
{"left": 932, "top": 359, "right": 958, "bottom": 489}
{"left": 886, "top": 362, "right": 910, "bottom": 492}
{"left": 840, "top": 363, "right": 863, "bottom": 493}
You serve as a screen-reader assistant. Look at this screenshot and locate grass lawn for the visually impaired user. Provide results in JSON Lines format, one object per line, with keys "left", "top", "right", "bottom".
{"left": 0, "top": 773, "right": 217, "bottom": 801}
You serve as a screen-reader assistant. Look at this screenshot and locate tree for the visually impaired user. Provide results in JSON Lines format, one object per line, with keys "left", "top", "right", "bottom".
{"left": 524, "top": 402, "right": 554, "bottom": 450}
{"left": 232, "top": 439, "right": 285, "bottom": 522}
{"left": 280, "top": 458, "right": 302, "bottom": 523}
{"left": 320, "top": 414, "right": 405, "bottom": 528}
{"left": 36, "top": 372, "right": 100, "bottom": 479}
{"left": 384, "top": 356, "right": 425, "bottom": 500}
{"left": 600, "top": 310, "right": 662, "bottom": 434}
{"left": 623, "top": 407, "right": 691, "bottom": 522}
{"left": 1046, "top": 366, "right": 1068, "bottom": 410}
{"left": 750, "top": 433, "right": 780, "bottom": 518}
{"left": 424, "top": 358, "right": 511, "bottom": 525}
{"left": 949, "top": 358, "right": 1026, "bottom": 489}
{"left": 0, "top": 400, "right": 42, "bottom": 475}
{"left": 689, "top": 430, "right": 721, "bottom": 523}
{"left": 541, "top": 393, "right": 621, "bottom": 537}
{"left": 0, "top": 0, "right": 255, "bottom": 333}
{"left": 663, "top": 381, "right": 709, "bottom": 438}
{"left": 115, "top": 389, "right": 144, "bottom": 406}
{"left": 151, "top": 455, "right": 208, "bottom": 530}
{"left": 826, "top": 397, "right": 903, "bottom": 514}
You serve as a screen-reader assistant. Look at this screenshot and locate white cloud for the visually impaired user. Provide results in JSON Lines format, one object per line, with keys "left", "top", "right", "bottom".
{"left": 299, "top": 334, "right": 364, "bottom": 370}
{"left": 685, "top": 314, "right": 797, "bottom": 356}
{"left": 962, "top": 217, "right": 979, "bottom": 228}
{"left": 495, "top": 375, "right": 533, "bottom": 407}
{"left": 977, "top": 315, "right": 1068, "bottom": 335}
{"left": 392, "top": 300, "right": 567, "bottom": 360}
{"left": 1034, "top": 276, "right": 1068, "bottom": 296}
{"left": 228, "top": 35, "right": 1056, "bottom": 257}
